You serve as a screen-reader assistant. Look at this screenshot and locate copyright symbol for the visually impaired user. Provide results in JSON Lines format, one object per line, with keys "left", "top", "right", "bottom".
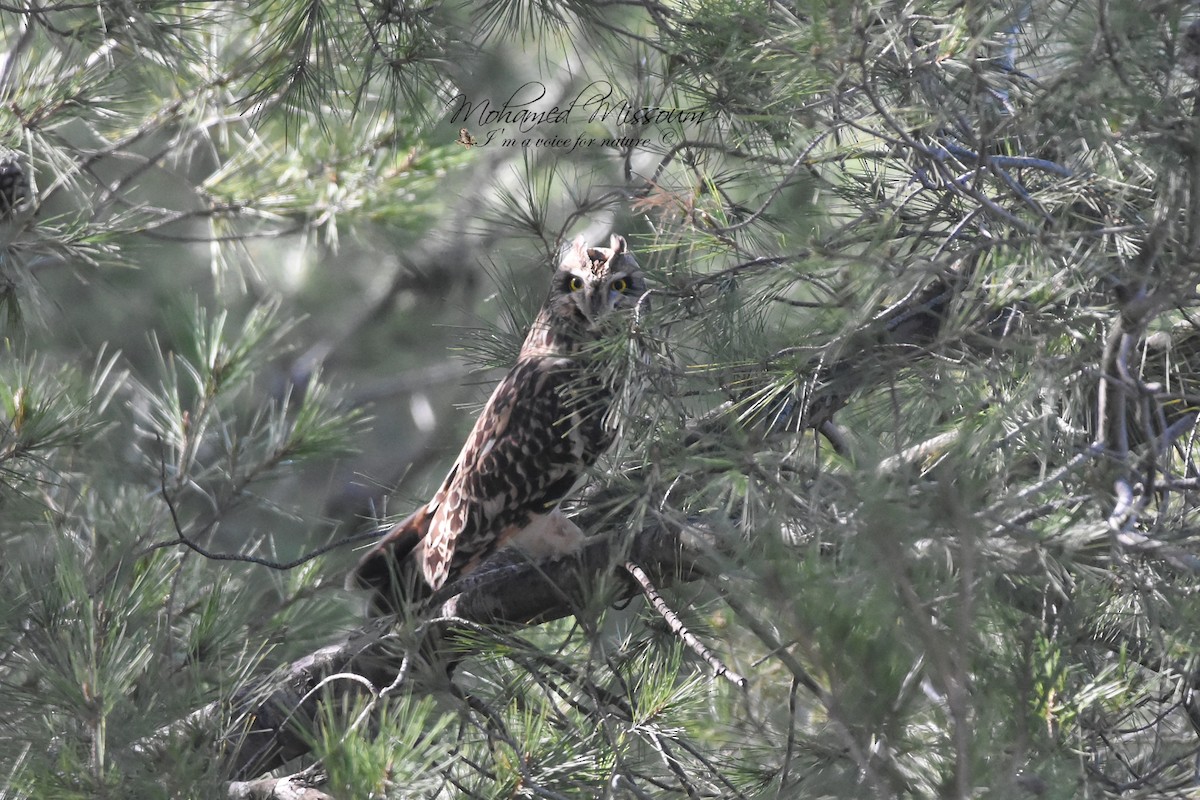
{"left": 659, "top": 128, "right": 678, "bottom": 147}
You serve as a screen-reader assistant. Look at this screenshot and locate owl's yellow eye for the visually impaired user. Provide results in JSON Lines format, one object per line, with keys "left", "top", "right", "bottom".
{"left": 568, "top": 275, "right": 584, "bottom": 291}
{"left": 611, "top": 277, "right": 629, "bottom": 293}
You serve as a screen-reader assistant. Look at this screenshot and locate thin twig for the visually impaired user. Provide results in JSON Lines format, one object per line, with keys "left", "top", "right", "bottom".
{"left": 154, "top": 435, "right": 379, "bottom": 569}
{"left": 622, "top": 561, "right": 746, "bottom": 688}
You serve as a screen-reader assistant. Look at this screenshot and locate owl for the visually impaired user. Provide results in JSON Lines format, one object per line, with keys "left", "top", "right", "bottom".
{"left": 351, "top": 234, "right": 645, "bottom": 614}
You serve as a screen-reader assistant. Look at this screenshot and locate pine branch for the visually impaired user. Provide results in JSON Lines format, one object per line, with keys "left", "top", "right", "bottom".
{"left": 622, "top": 560, "right": 746, "bottom": 688}
{"left": 228, "top": 775, "right": 332, "bottom": 800}
{"left": 128, "top": 263, "right": 1200, "bottom": 787}
{"left": 134, "top": 516, "right": 713, "bottom": 781}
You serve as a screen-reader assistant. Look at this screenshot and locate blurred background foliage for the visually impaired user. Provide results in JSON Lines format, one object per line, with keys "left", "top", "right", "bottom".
{"left": 3, "top": 0, "right": 1200, "bottom": 797}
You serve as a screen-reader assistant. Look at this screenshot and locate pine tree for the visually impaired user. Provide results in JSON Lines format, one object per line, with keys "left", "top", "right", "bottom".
{"left": 3, "top": 2, "right": 1200, "bottom": 798}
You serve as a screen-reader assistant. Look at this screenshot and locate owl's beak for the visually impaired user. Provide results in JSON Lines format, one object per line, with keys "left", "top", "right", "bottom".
{"left": 572, "top": 287, "right": 599, "bottom": 328}
{"left": 584, "top": 286, "right": 617, "bottom": 328}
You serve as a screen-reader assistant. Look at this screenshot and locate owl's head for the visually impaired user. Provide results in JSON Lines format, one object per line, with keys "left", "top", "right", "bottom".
{"left": 548, "top": 234, "right": 645, "bottom": 331}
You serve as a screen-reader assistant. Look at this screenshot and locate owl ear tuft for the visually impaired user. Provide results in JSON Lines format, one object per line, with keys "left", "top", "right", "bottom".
{"left": 566, "top": 235, "right": 589, "bottom": 266}
{"left": 566, "top": 233, "right": 632, "bottom": 268}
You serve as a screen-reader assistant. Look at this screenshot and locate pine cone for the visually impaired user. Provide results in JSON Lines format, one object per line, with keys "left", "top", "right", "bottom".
{"left": 0, "top": 151, "right": 29, "bottom": 218}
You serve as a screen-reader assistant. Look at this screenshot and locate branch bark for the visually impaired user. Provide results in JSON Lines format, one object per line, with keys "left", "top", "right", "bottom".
{"left": 137, "top": 518, "right": 708, "bottom": 782}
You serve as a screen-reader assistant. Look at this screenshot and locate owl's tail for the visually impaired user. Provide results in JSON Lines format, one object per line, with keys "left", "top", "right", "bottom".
{"left": 348, "top": 505, "right": 432, "bottom": 616}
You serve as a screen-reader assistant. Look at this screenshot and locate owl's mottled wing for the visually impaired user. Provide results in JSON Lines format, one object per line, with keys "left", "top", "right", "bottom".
{"left": 353, "top": 355, "right": 611, "bottom": 608}
{"left": 420, "top": 356, "right": 611, "bottom": 590}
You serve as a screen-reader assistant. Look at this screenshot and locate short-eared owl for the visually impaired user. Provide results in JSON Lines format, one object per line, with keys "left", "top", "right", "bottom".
{"left": 352, "top": 235, "right": 645, "bottom": 614}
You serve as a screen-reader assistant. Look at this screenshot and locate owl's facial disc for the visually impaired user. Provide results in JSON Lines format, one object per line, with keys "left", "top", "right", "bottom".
{"left": 575, "top": 275, "right": 626, "bottom": 328}
{"left": 552, "top": 235, "right": 643, "bottom": 332}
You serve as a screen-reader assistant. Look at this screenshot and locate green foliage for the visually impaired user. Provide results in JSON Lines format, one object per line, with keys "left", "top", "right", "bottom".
{"left": 4, "top": 0, "right": 1200, "bottom": 798}
{"left": 313, "top": 694, "right": 456, "bottom": 797}
{"left": 0, "top": 298, "right": 360, "bottom": 795}
{"left": 0, "top": 350, "right": 120, "bottom": 495}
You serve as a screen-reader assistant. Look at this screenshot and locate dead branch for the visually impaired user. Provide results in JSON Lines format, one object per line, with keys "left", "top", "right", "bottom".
{"left": 623, "top": 560, "right": 746, "bottom": 687}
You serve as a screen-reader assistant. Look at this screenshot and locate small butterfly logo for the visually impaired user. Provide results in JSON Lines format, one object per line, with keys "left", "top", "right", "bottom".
{"left": 455, "top": 128, "right": 477, "bottom": 148}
